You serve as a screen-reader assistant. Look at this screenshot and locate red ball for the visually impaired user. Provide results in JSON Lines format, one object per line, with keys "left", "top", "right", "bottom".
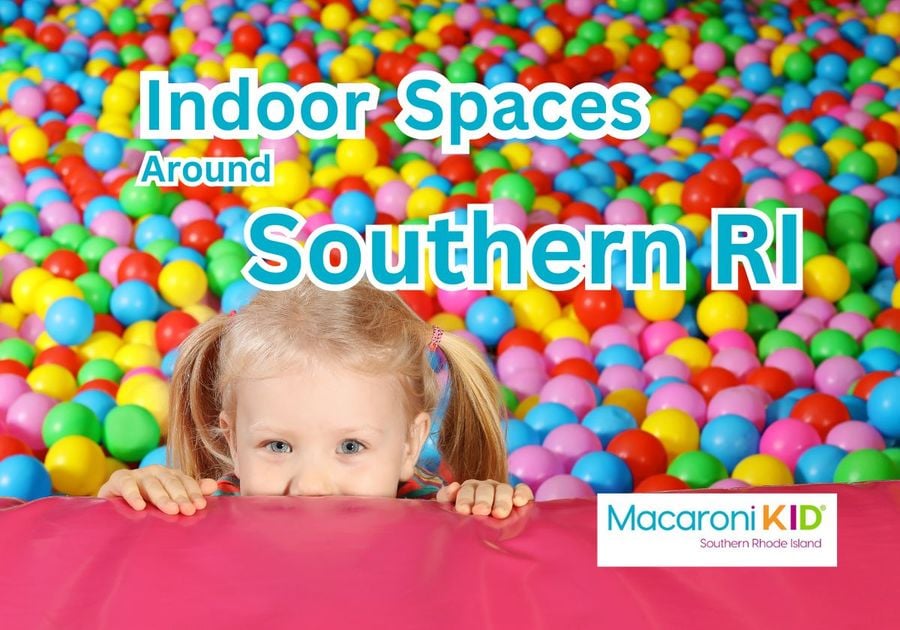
{"left": 572, "top": 286, "right": 623, "bottom": 332}
{"left": 851, "top": 371, "right": 893, "bottom": 400}
{"left": 634, "top": 473, "right": 689, "bottom": 492}
{"left": 438, "top": 155, "right": 477, "bottom": 185}
{"left": 497, "top": 328, "right": 545, "bottom": 355}
{"left": 42, "top": 250, "right": 88, "bottom": 280}
{"left": 205, "top": 138, "right": 245, "bottom": 158}
{"left": 690, "top": 366, "right": 740, "bottom": 402}
{"left": 791, "top": 393, "right": 850, "bottom": 441}
{"left": 0, "top": 435, "right": 32, "bottom": 461}
{"left": 0, "top": 359, "right": 29, "bottom": 378}
{"left": 33, "top": 346, "right": 82, "bottom": 375}
{"left": 94, "top": 313, "right": 124, "bottom": 336}
{"left": 607, "top": 429, "right": 669, "bottom": 486}
{"left": 232, "top": 24, "right": 263, "bottom": 55}
{"left": 46, "top": 84, "right": 80, "bottom": 116}
{"left": 155, "top": 311, "right": 200, "bottom": 355}
{"left": 117, "top": 252, "right": 163, "bottom": 290}
{"left": 702, "top": 159, "right": 743, "bottom": 204}
{"left": 744, "top": 366, "right": 795, "bottom": 400}
{"left": 397, "top": 290, "right": 435, "bottom": 321}
{"left": 681, "top": 174, "right": 733, "bottom": 218}
{"left": 289, "top": 62, "right": 322, "bottom": 85}
{"left": 550, "top": 358, "right": 599, "bottom": 382}
{"left": 180, "top": 219, "right": 223, "bottom": 255}
{"left": 628, "top": 43, "right": 661, "bottom": 74}
{"left": 79, "top": 379, "right": 119, "bottom": 398}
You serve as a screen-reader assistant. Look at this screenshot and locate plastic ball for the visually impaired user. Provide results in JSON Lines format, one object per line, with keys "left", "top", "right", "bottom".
{"left": 833, "top": 449, "right": 897, "bottom": 483}
{"left": 732, "top": 454, "right": 794, "bottom": 486}
{"left": 640, "top": 409, "right": 700, "bottom": 462}
{"left": 502, "top": 419, "right": 541, "bottom": 452}
{"left": 667, "top": 451, "right": 727, "bottom": 489}
{"left": 571, "top": 451, "right": 633, "bottom": 493}
{"left": 803, "top": 255, "right": 851, "bottom": 302}
{"left": 0, "top": 454, "right": 52, "bottom": 501}
{"left": 700, "top": 414, "right": 761, "bottom": 473}
{"left": 542, "top": 423, "right": 602, "bottom": 471}
{"left": 535, "top": 474, "right": 596, "bottom": 501}
{"left": 866, "top": 377, "right": 900, "bottom": 439}
{"left": 44, "top": 297, "right": 94, "bottom": 346}
{"left": 158, "top": 261, "right": 207, "bottom": 308}
{"left": 696, "top": 292, "right": 748, "bottom": 336}
{"left": 759, "top": 418, "right": 822, "bottom": 472}
{"left": 43, "top": 435, "right": 107, "bottom": 495}
{"left": 523, "top": 402, "right": 578, "bottom": 441}
{"left": 103, "top": 404, "right": 162, "bottom": 463}
{"left": 795, "top": 445, "right": 846, "bottom": 484}
{"left": 507, "top": 445, "right": 564, "bottom": 490}
{"left": 110, "top": 280, "right": 160, "bottom": 327}
{"left": 581, "top": 406, "right": 638, "bottom": 446}
{"left": 606, "top": 429, "right": 668, "bottom": 486}
{"left": 634, "top": 273, "right": 685, "bottom": 322}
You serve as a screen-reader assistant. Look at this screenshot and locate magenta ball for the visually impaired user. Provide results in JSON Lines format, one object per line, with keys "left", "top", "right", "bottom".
{"left": 825, "top": 421, "right": 886, "bottom": 452}
{"left": 646, "top": 382, "right": 707, "bottom": 425}
{"left": 542, "top": 423, "right": 603, "bottom": 471}
{"left": 707, "top": 330, "right": 755, "bottom": 354}
{"left": 814, "top": 356, "right": 865, "bottom": 397}
{"left": 436, "top": 288, "right": 486, "bottom": 317}
{"left": 4, "top": 392, "right": 56, "bottom": 451}
{"left": 708, "top": 386, "right": 767, "bottom": 430}
{"left": 640, "top": 321, "right": 687, "bottom": 357}
{"left": 759, "top": 418, "right": 822, "bottom": 472}
{"left": 535, "top": 474, "right": 596, "bottom": 501}
{"left": 508, "top": 445, "right": 565, "bottom": 490}
{"left": 539, "top": 375, "right": 596, "bottom": 418}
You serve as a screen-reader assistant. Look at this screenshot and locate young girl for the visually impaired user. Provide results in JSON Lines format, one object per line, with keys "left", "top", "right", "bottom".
{"left": 99, "top": 280, "right": 533, "bottom": 519}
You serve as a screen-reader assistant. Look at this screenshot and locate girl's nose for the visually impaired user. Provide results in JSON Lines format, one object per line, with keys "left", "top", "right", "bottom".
{"left": 288, "top": 472, "right": 335, "bottom": 497}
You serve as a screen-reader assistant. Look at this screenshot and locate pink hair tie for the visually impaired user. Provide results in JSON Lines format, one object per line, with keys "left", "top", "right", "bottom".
{"left": 429, "top": 326, "right": 443, "bottom": 352}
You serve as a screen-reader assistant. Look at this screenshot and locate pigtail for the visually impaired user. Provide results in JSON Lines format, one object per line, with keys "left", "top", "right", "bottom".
{"left": 166, "top": 314, "right": 232, "bottom": 480}
{"left": 433, "top": 330, "right": 508, "bottom": 484}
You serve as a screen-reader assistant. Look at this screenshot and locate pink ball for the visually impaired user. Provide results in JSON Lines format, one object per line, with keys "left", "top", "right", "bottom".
{"left": 39, "top": 202, "right": 81, "bottom": 234}
{"left": 503, "top": 369, "right": 549, "bottom": 399}
{"left": 711, "top": 348, "right": 760, "bottom": 379}
{"left": 0, "top": 374, "right": 31, "bottom": 423}
{"left": 708, "top": 330, "right": 755, "bottom": 354}
{"left": 259, "top": 137, "right": 299, "bottom": 162}
{"left": 530, "top": 145, "right": 569, "bottom": 174}
{"left": 535, "top": 474, "right": 596, "bottom": 501}
{"left": 827, "top": 312, "right": 872, "bottom": 341}
{"left": 870, "top": 222, "right": 900, "bottom": 265}
{"left": 0, "top": 253, "right": 34, "bottom": 300}
{"left": 508, "top": 445, "right": 564, "bottom": 490}
{"left": 591, "top": 324, "right": 638, "bottom": 351}
{"left": 793, "top": 297, "right": 836, "bottom": 323}
{"left": 374, "top": 180, "right": 411, "bottom": 221}
{"left": 617, "top": 308, "right": 648, "bottom": 335}
{"left": 497, "top": 346, "right": 547, "bottom": 382}
{"left": 825, "top": 421, "right": 886, "bottom": 452}
{"left": 11, "top": 86, "right": 46, "bottom": 118}
{"left": 597, "top": 365, "right": 646, "bottom": 396}
{"left": 708, "top": 386, "right": 766, "bottom": 430}
{"left": 5, "top": 392, "right": 56, "bottom": 452}
{"left": 778, "top": 313, "right": 822, "bottom": 342}
{"left": 814, "top": 356, "right": 865, "bottom": 397}
{"left": 765, "top": 348, "right": 816, "bottom": 388}
{"left": 709, "top": 479, "right": 751, "bottom": 490}
{"left": 171, "top": 200, "right": 214, "bottom": 228}
{"left": 19, "top": 313, "right": 44, "bottom": 344}
{"left": 640, "top": 321, "right": 687, "bottom": 357}
{"left": 436, "top": 288, "right": 486, "bottom": 317}
{"left": 539, "top": 375, "right": 596, "bottom": 419}
{"left": 643, "top": 354, "right": 691, "bottom": 381}
{"left": 760, "top": 418, "right": 822, "bottom": 472}
{"left": 647, "top": 382, "right": 708, "bottom": 426}
{"left": 745, "top": 178, "right": 786, "bottom": 206}
{"left": 542, "top": 424, "right": 602, "bottom": 471}
{"left": 693, "top": 42, "right": 726, "bottom": 72}
{"left": 604, "top": 199, "right": 646, "bottom": 224}
{"left": 90, "top": 211, "right": 133, "bottom": 246}
{"left": 98, "top": 247, "right": 134, "bottom": 286}
{"left": 544, "top": 338, "right": 592, "bottom": 366}
{"left": 143, "top": 34, "right": 172, "bottom": 64}
{"left": 491, "top": 199, "right": 527, "bottom": 231}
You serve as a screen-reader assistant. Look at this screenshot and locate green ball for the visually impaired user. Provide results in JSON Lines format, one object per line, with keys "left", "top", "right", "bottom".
{"left": 836, "top": 243, "right": 878, "bottom": 286}
{"left": 862, "top": 329, "right": 900, "bottom": 354}
{"left": 144, "top": 238, "right": 179, "bottom": 263}
{"left": 260, "top": 61, "right": 289, "bottom": 84}
{"left": 577, "top": 21, "right": 605, "bottom": 44}
{"left": 651, "top": 204, "right": 682, "bottom": 224}
{"left": 830, "top": 127, "right": 866, "bottom": 148}
{"left": 4, "top": 229, "right": 38, "bottom": 250}
{"left": 810, "top": 329, "right": 859, "bottom": 363}
{"left": 472, "top": 149, "right": 511, "bottom": 173}
{"left": 784, "top": 51, "right": 815, "bottom": 82}
{"left": 617, "top": 186, "right": 654, "bottom": 212}
{"left": 240, "top": 137, "right": 260, "bottom": 159}
{"left": 495, "top": 4, "right": 519, "bottom": 26}
{"left": 207, "top": 254, "right": 246, "bottom": 296}
{"left": 883, "top": 448, "right": 900, "bottom": 477}
{"left": 639, "top": 0, "right": 669, "bottom": 21}
{"left": 833, "top": 449, "right": 897, "bottom": 483}
{"left": 617, "top": 0, "right": 639, "bottom": 12}
{"left": 826, "top": 212, "right": 869, "bottom": 248}
{"left": 77, "top": 358, "right": 124, "bottom": 386}
{"left": 0, "top": 338, "right": 36, "bottom": 367}
{"left": 109, "top": 7, "right": 138, "bottom": 34}
{"left": 78, "top": 236, "right": 117, "bottom": 272}
{"left": 52, "top": 224, "right": 91, "bottom": 251}
{"left": 491, "top": 173, "right": 536, "bottom": 210}
{"left": 758, "top": 329, "right": 807, "bottom": 361}
{"left": 103, "top": 405, "right": 162, "bottom": 463}
{"left": 802, "top": 231, "right": 829, "bottom": 263}
{"left": 564, "top": 37, "right": 590, "bottom": 56}
{"left": 42, "top": 402, "right": 101, "bottom": 448}
{"left": 837, "top": 292, "right": 881, "bottom": 320}
{"left": 23, "top": 236, "right": 61, "bottom": 265}
{"left": 74, "top": 272, "right": 113, "bottom": 315}
{"left": 500, "top": 385, "right": 518, "bottom": 413}
{"left": 446, "top": 59, "right": 477, "bottom": 83}
{"left": 861, "top": 0, "right": 889, "bottom": 16}
{"left": 848, "top": 57, "right": 880, "bottom": 87}
{"left": 119, "top": 178, "right": 162, "bottom": 219}
{"left": 684, "top": 262, "right": 702, "bottom": 303}
{"left": 746, "top": 303, "right": 779, "bottom": 340}
{"left": 668, "top": 451, "right": 728, "bottom": 489}
{"left": 206, "top": 239, "right": 248, "bottom": 261}
{"left": 828, "top": 194, "right": 870, "bottom": 217}
{"left": 838, "top": 150, "right": 879, "bottom": 183}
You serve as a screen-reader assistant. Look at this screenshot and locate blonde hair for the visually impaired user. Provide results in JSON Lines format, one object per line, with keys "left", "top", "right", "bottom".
{"left": 167, "top": 280, "right": 508, "bottom": 486}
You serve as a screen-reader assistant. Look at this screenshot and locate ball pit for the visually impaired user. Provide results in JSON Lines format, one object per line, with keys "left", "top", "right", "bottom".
{"left": 0, "top": 0, "right": 899, "bottom": 504}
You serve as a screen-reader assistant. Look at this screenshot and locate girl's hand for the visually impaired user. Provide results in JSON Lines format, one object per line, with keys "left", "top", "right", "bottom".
{"left": 97, "top": 465, "right": 219, "bottom": 516}
{"left": 436, "top": 479, "right": 534, "bottom": 519}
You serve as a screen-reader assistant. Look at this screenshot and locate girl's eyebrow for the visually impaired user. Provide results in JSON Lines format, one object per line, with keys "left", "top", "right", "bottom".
{"left": 247, "top": 422, "right": 385, "bottom": 436}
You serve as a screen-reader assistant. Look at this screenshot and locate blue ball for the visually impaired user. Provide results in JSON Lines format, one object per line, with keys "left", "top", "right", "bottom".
{"left": 700, "top": 414, "right": 760, "bottom": 474}
{"left": 465, "top": 296, "right": 514, "bottom": 346}
{"left": 571, "top": 451, "right": 633, "bottom": 493}
{"left": 0, "top": 455, "right": 52, "bottom": 501}
{"left": 161, "top": 349, "right": 180, "bottom": 378}
{"left": 595, "top": 343, "right": 644, "bottom": 370}
{"left": 858, "top": 347, "right": 900, "bottom": 373}
{"left": 503, "top": 419, "right": 541, "bottom": 452}
{"left": 581, "top": 406, "right": 638, "bottom": 447}
{"left": 867, "top": 377, "right": 900, "bottom": 439}
{"left": 139, "top": 446, "right": 169, "bottom": 469}
{"left": 45, "top": 297, "right": 94, "bottom": 345}
{"left": 74, "top": 7, "right": 104, "bottom": 37}
{"left": 524, "top": 402, "right": 578, "bottom": 440}
{"left": 644, "top": 376, "right": 685, "bottom": 396}
{"left": 135, "top": 215, "right": 179, "bottom": 250}
{"left": 72, "top": 390, "right": 116, "bottom": 422}
{"left": 331, "top": 190, "right": 376, "bottom": 233}
{"left": 221, "top": 279, "right": 259, "bottom": 313}
{"left": 840, "top": 394, "right": 867, "bottom": 421}
{"left": 741, "top": 62, "right": 774, "bottom": 94}
{"left": 110, "top": 280, "right": 160, "bottom": 327}
{"left": 795, "top": 444, "right": 846, "bottom": 484}
{"left": 84, "top": 132, "right": 125, "bottom": 171}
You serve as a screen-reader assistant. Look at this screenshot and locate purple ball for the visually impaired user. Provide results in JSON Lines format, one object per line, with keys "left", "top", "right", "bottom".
{"left": 826, "top": 421, "right": 887, "bottom": 452}
{"left": 535, "top": 474, "right": 596, "bottom": 501}
{"left": 542, "top": 424, "right": 603, "bottom": 471}
{"left": 508, "top": 445, "right": 564, "bottom": 490}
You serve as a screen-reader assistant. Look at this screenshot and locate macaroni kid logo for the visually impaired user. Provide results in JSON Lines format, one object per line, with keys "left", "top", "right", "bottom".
{"left": 597, "top": 494, "right": 838, "bottom": 567}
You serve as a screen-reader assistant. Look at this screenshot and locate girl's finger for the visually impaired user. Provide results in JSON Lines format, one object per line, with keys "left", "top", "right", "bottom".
{"left": 140, "top": 477, "right": 179, "bottom": 515}
{"left": 199, "top": 478, "right": 219, "bottom": 496}
{"left": 159, "top": 475, "right": 197, "bottom": 515}
{"left": 472, "top": 482, "right": 496, "bottom": 516}
{"left": 181, "top": 477, "right": 208, "bottom": 509}
{"left": 119, "top": 477, "right": 146, "bottom": 510}
{"left": 490, "top": 483, "right": 515, "bottom": 519}
{"left": 436, "top": 482, "right": 461, "bottom": 504}
{"left": 513, "top": 483, "right": 534, "bottom": 506}
{"left": 455, "top": 482, "right": 477, "bottom": 514}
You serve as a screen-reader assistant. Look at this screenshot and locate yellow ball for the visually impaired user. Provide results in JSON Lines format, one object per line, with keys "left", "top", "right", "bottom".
{"left": 648, "top": 98, "right": 683, "bottom": 135}
{"left": 777, "top": 133, "right": 813, "bottom": 158}
{"left": 661, "top": 39, "right": 692, "bottom": 70}
{"left": 732, "top": 454, "right": 794, "bottom": 486}
{"left": 123, "top": 321, "right": 157, "bottom": 347}
{"left": 429, "top": 312, "right": 465, "bottom": 331}
{"left": 102, "top": 84, "right": 138, "bottom": 115}
{"left": 336, "top": 138, "right": 379, "bottom": 176}
{"left": 27, "top": 363, "right": 77, "bottom": 400}
{"left": 893, "top": 282, "right": 900, "bottom": 309}
{"left": 363, "top": 166, "right": 399, "bottom": 190}
{"left": 369, "top": 0, "right": 397, "bottom": 22}
{"left": 44, "top": 435, "right": 108, "bottom": 496}
{"left": 534, "top": 26, "right": 563, "bottom": 54}
{"left": 345, "top": 46, "right": 375, "bottom": 75}
{"left": 803, "top": 255, "right": 850, "bottom": 302}
{"left": 321, "top": 3, "right": 352, "bottom": 30}
{"left": 78, "top": 331, "right": 124, "bottom": 361}
{"left": 876, "top": 12, "right": 900, "bottom": 38}
{"left": 272, "top": 161, "right": 311, "bottom": 205}
{"left": 114, "top": 343, "right": 161, "bottom": 372}
{"left": 406, "top": 187, "right": 446, "bottom": 219}
{"left": 182, "top": 304, "right": 217, "bottom": 324}
{"left": 158, "top": 260, "right": 208, "bottom": 307}
{"left": 499, "top": 143, "right": 532, "bottom": 170}
{"left": 863, "top": 141, "right": 898, "bottom": 179}
{"left": 512, "top": 288, "right": 562, "bottom": 332}
{"left": 0, "top": 303, "right": 25, "bottom": 329}
{"left": 655, "top": 181, "right": 683, "bottom": 206}
{"left": 399, "top": 160, "right": 436, "bottom": 187}
{"left": 514, "top": 394, "right": 541, "bottom": 420}
{"left": 35, "top": 331, "right": 59, "bottom": 352}
{"left": 117, "top": 373, "right": 169, "bottom": 430}
{"left": 696, "top": 292, "right": 749, "bottom": 337}
{"left": 634, "top": 272, "right": 685, "bottom": 322}
{"left": 329, "top": 55, "right": 359, "bottom": 82}
{"left": 32, "top": 278, "right": 83, "bottom": 319}
{"left": 8, "top": 126, "right": 49, "bottom": 163}
{"left": 666, "top": 337, "right": 712, "bottom": 374}
{"left": 603, "top": 389, "right": 648, "bottom": 423}
{"left": 641, "top": 409, "right": 700, "bottom": 462}
{"left": 541, "top": 317, "right": 590, "bottom": 344}
{"left": 12, "top": 268, "right": 54, "bottom": 313}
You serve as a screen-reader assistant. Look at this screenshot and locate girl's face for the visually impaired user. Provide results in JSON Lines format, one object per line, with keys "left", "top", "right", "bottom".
{"left": 220, "top": 363, "right": 430, "bottom": 498}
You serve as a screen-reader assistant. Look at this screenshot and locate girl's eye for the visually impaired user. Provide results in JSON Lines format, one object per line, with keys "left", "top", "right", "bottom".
{"left": 338, "top": 439, "right": 365, "bottom": 455}
{"left": 265, "top": 441, "right": 292, "bottom": 454}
